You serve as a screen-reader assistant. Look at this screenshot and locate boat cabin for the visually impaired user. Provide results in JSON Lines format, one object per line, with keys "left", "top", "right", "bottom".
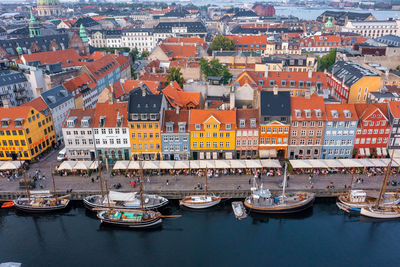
{"left": 350, "top": 190, "right": 366, "bottom": 203}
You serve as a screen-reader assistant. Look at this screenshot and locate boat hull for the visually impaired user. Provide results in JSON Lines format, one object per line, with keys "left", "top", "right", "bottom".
{"left": 338, "top": 193, "right": 400, "bottom": 209}
{"left": 336, "top": 202, "right": 361, "bottom": 215}
{"left": 97, "top": 211, "right": 162, "bottom": 228}
{"left": 179, "top": 196, "right": 221, "bottom": 209}
{"left": 244, "top": 195, "right": 315, "bottom": 214}
{"left": 13, "top": 199, "right": 70, "bottom": 213}
{"left": 360, "top": 207, "right": 400, "bottom": 219}
{"left": 83, "top": 195, "right": 169, "bottom": 211}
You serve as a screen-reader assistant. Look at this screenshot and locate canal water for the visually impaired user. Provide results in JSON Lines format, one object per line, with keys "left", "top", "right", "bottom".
{"left": 0, "top": 200, "right": 399, "bottom": 267}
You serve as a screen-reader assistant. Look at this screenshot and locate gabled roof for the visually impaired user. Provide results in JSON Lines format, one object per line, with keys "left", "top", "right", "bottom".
{"left": 227, "top": 35, "right": 268, "bottom": 45}
{"left": 41, "top": 85, "right": 73, "bottom": 109}
{"left": 354, "top": 103, "right": 389, "bottom": 121}
{"left": 189, "top": 110, "right": 236, "bottom": 130}
{"left": 260, "top": 91, "right": 291, "bottom": 116}
{"left": 92, "top": 102, "right": 128, "bottom": 128}
{"left": 128, "top": 93, "right": 163, "bottom": 115}
{"left": 159, "top": 44, "right": 197, "bottom": 59}
{"left": 328, "top": 61, "right": 379, "bottom": 88}
{"left": 21, "top": 97, "right": 49, "bottom": 115}
{"left": 63, "top": 73, "right": 97, "bottom": 93}
{"left": 122, "top": 80, "right": 160, "bottom": 96}
{"left": 61, "top": 108, "right": 95, "bottom": 128}
{"left": 84, "top": 54, "right": 119, "bottom": 80}
{"left": 20, "top": 48, "right": 84, "bottom": 68}
{"left": 290, "top": 94, "right": 327, "bottom": 121}
{"left": 0, "top": 70, "right": 27, "bottom": 87}
{"left": 162, "top": 109, "right": 190, "bottom": 133}
{"left": 162, "top": 81, "right": 201, "bottom": 109}
{"left": 236, "top": 109, "right": 259, "bottom": 127}
{"left": 389, "top": 101, "right": 400, "bottom": 118}
{"left": 325, "top": 103, "right": 358, "bottom": 121}
{"left": 0, "top": 106, "right": 33, "bottom": 128}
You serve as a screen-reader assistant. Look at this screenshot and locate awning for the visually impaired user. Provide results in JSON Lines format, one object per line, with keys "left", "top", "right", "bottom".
{"left": 368, "top": 159, "right": 387, "bottom": 167}
{"left": 289, "top": 160, "right": 312, "bottom": 169}
{"left": 57, "top": 161, "right": 77, "bottom": 171}
{"left": 381, "top": 158, "right": 400, "bottom": 167}
{"left": 0, "top": 161, "right": 21, "bottom": 170}
{"left": 358, "top": 148, "right": 365, "bottom": 156}
{"left": 365, "top": 148, "right": 370, "bottom": 156}
{"left": 323, "top": 159, "right": 345, "bottom": 168}
{"left": 159, "top": 161, "right": 175, "bottom": 169}
{"left": 143, "top": 161, "right": 160, "bottom": 170}
{"left": 229, "top": 160, "right": 246, "bottom": 168}
{"left": 214, "top": 160, "right": 230, "bottom": 169}
{"left": 113, "top": 160, "right": 130, "bottom": 170}
{"left": 376, "top": 147, "right": 382, "bottom": 156}
{"left": 199, "top": 160, "right": 208, "bottom": 169}
{"left": 260, "top": 159, "right": 281, "bottom": 168}
{"left": 338, "top": 159, "right": 363, "bottom": 168}
{"left": 189, "top": 160, "right": 200, "bottom": 169}
{"left": 245, "top": 160, "right": 262, "bottom": 168}
{"left": 127, "top": 161, "right": 140, "bottom": 170}
{"left": 358, "top": 158, "right": 375, "bottom": 167}
{"left": 89, "top": 161, "right": 100, "bottom": 170}
{"left": 206, "top": 160, "right": 215, "bottom": 169}
{"left": 74, "top": 161, "right": 92, "bottom": 170}
{"left": 306, "top": 159, "right": 328, "bottom": 168}
{"left": 174, "top": 160, "right": 189, "bottom": 169}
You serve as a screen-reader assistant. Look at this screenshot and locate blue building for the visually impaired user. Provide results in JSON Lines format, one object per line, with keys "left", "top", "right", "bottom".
{"left": 161, "top": 109, "right": 190, "bottom": 160}
{"left": 83, "top": 54, "right": 121, "bottom": 94}
{"left": 322, "top": 104, "right": 358, "bottom": 159}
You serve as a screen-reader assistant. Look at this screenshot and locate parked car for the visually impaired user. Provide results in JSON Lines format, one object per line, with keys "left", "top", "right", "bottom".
{"left": 57, "top": 148, "right": 66, "bottom": 162}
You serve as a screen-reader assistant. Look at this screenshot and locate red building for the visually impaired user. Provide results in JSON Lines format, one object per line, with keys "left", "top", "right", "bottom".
{"left": 252, "top": 4, "right": 275, "bottom": 17}
{"left": 353, "top": 103, "right": 391, "bottom": 158}
{"left": 226, "top": 35, "right": 268, "bottom": 53}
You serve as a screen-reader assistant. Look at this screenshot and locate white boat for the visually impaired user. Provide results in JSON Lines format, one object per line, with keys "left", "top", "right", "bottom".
{"left": 232, "top": 201, "right": 247, "bottom": 220}
{"left": 360, "top": 154, "right": 400, "bottom": 219}
{"left": 360, "top": 206, "right": 400, "bottom": 219}
{"left": 84, "top": 191, "right": 169, "bottom": 211}
{"left": 338, "top": 190, "right": 400, "bottom": 209}
{"left": 179, "top": 195, "right": 221, "bottom": 209}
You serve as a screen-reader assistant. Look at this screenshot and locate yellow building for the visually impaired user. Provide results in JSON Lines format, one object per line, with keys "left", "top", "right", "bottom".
{"left": 128, "top": 93, "right": 166, "bottom": 160}
{"left": 327, "top": 61, "right": 381, "bottom": 104}
{"left": 0, "top": 106, "right": 56, "bottom": 160}
{"left": 189, "top": 110, "right": 236, "bottom": 160}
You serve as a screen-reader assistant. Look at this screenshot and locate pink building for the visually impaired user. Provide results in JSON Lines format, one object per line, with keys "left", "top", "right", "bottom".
{"left": 235, "top": 109, "right": 259, "bottom": 159}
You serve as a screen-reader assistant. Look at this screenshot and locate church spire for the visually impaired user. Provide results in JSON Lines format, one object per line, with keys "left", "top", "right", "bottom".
{"left": 79, "top": 24, "right": 88, "bottom": 43}
{"left": 29, "top": 8, "right": 40, "bottom": 38}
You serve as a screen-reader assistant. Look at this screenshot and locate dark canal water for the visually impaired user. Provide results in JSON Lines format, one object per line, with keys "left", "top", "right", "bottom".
{"left": 0, "top": 199, "right": 399, "bottom": 267}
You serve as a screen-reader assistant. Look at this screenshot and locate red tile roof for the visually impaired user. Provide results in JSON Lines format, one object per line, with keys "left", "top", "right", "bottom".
{"left": 84, "top": 54, "right": 119, "bottom": 80}
{"left": 354, "top": 103, "right": 389, "bottom": 121}
{"left": 189, "top": 109, "right": 236, "bottom": 131}
{"left": 122, "top": 80, "right": 160, "bottom": 96}
{"left": 21, "top": 97, "right": 49, "bottom": 114}
{"left": 92, "top": 102, "right": 128, "bottom": 128}
{"left": 291, "top": 94, "right": 327, "bottom": 121}
{"left": 227, "top": 35, "right": 269, "bottom": 46}
{"left": 114, "top": 54, "right": 130, "bottom": 70}
{"left": 325, "top": 104, "right": 358, "bottom": 121}
{"left": 162, "top": 81, "right": 201, "bottom": 109}
{"left": 0, "top": 106, "right": 33, "bottom": 128}
{"left": 162, "top": 109, "right": 190, "bottom": 133}
{"left": 63, "top": 73, "right": 97, "bottom": 93}
{"left": 20, "top": 48, "right": 84, "bottom": 68}
{"left": 160, "top": 44, "right": 197, "bottom": 59}
{"left": 389, "top": 101, "right": 400, "bottom": 118}
{"left": 236, "top": 109, "right": 259, "bottom": 127}
{"left": 89, "top": 51, "right": 107, "bottom": 60}
{"left": 140, "top": 73, "right": 168, "bottom": 84}
{"left": 164, "top": 37, "right": 207, "bottom": 49}
{"left": 61, "top": 108, "right": 95, "bottom": 128}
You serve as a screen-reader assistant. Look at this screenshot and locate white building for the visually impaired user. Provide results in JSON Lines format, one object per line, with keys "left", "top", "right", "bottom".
{"left": 0, "top": 70, "right": 33, "bottom": 107}
{"left": 342, "top": 19, "right": 400, "bottom": 39}
{"left": 62, "top": 109, "right": 96, "bottom": 160}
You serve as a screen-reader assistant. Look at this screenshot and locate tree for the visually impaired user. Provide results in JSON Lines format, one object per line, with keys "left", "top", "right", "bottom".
{"left": 167, "top": 67, "right": 185, "bottom": 88}
{"left": 209, "top": 36, "right": 235, "bottom": 53}
{"left": 130, "top": 47, "right": 139, "bottom": 63}
{"left": 200, "top": 58, "right": 233, "bottom": 85}
{"left": 317, "top": 48, "right": 337, "bottom": 71}
{"left": 141, "top": 50, "right": 149, "bottom": 58}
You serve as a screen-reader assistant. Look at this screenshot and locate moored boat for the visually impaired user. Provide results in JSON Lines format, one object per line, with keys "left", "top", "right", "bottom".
{"left": 244, "top": 162, "right": 315, "bottom": 214}
{"left": 179, "top": 195, "right": 221, "bottom": 209}
{"left": 97, "top": 209, "right": 162, "bottom": 228}
{"left": 232, "top": 201, "right": 247, "bottom": 220}
{"left": 338, "top": 190, "right": 400, "bottom": 209}
{"left": 83, "top": 191, "right": 169, "bottom": 211}
{"left": 13, "top": 195, "right": 70, "bottom": 213}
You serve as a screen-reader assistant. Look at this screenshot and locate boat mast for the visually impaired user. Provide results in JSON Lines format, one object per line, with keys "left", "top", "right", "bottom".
{"left": 20, "top": 151, "right": 30, "bottom": 202}
{"left": 348, "top": 173, "right": 354, "bottom": 198}
{"left": 98, "top": 160, "right": 105, "bottom": 201}
{"left": 51, "top": 165, "right": 58, "bottom": 202}
{"left": 375, "top": 151, "right": 394, "bottom": 209}
{"left": 282, "top": 162, "right": 287, "bottom": 199}
{"left": 139, "top": 159, "right": 144, "bottom": 211}
{"left": 205, "top": 169, "right": 208, "bottom": 197}
{"left": 105, "top": 180, "right": 111, "bottom": 209}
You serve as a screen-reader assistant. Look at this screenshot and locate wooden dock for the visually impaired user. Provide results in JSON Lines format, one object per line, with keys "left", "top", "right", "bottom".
{"left": 0, "top": 188, "right": 382, "bottom": 201}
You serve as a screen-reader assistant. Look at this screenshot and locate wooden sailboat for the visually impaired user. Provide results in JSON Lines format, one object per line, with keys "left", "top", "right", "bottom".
{"left": 244, "top": 162, "right": 315, "bottom": 213}
{"left": 83, "top": 161, "right": 169, "bottom": 211}
{"left": 360, "top": 153, "right": 400, "bottom": 219}
{"left": 14, "top": 162, "right": 70, "bottom": 213}
{"left": 179, "top": 169, "right": 222, "bottom": 209}
{"left": 337, "top": 174, "right": 400, "bottom": 214}
{"left": 96, "top": 160, "right": 164, "bottom": 228}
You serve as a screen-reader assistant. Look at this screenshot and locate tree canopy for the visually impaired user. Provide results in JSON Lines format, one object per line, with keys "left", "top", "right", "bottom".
{"left": 209, "top": 36, "right": 235, "bottom": 53}
{"left": 317, "top": 48, "right": 337, "bottom": 71}
{"left": 200, "top": 58, "right": 233, "bottom": 85}
{"left": 167, "top": 67, "right": 185, "bottom": 88}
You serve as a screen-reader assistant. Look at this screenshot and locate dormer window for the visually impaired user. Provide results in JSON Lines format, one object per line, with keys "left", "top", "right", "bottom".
{"left": 295, "top": 109, "right": 301, "bottom": 118}
{"left": 305, "top": 109, "right": 311, "bottom": 118}
{"left": 226, "top": 124, "right": 231, "bottom": 130}
{"left": 150, "top": 114, "right": 157, "bottom": 120}
{"left": 140, "top": 114, "right": 148, "bottom": 120}
{"left": 1, "top": 118, "right": 10, "bottom": 127}
{"left": 344, "top": 110, "right": 351, "bottom": 118}
{"left": 14, "top": 118, "right": 24, "bottom": 127}
{"left": 331, "top": 110, "right": 339, "bottom": 118}
{"left": 239, "top": 119, "right": 245, "bottom": 128}
{"left": 315, "top": 109, "right": 321, "bottom": 118}
{"left": 81, "top": 117, "right": 90, "bottom": 128}
{"left": 195, "top": 124, "right": 201, "bottom": 130}
{"left": 67, "top": 116, "right": 77, "bottom": 127}
{"left": 166, "top": 122, "right": 174, "bottom": 133}
{"left": 178, "top": 122, "right": 186, "bottom": 133}
{"left": 116, "top": 116, "right": 123, "bottom": 127}
{"left": 99, "top": 116, "right": 106, "bottom": 127}
{"left": 131, "top": 114, "right": 139, "bottom": 120}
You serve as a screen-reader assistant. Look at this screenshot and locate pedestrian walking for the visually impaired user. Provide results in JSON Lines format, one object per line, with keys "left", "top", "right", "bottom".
{"left": 166, "top": 179, "right": 169, "bottom": 186}
{"left": 248, "top": 179, "right": 251, "bottom": 184}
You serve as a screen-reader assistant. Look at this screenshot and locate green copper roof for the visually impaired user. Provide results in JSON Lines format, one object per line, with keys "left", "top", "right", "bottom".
{"left": 37, "top": 0, "right": 60, "bottom": 6}
{"left": 325, "top": 17, "right": 333, "bottom": 28}
{"left": 79, "top": 24, "right": 88, "bottom": 43}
